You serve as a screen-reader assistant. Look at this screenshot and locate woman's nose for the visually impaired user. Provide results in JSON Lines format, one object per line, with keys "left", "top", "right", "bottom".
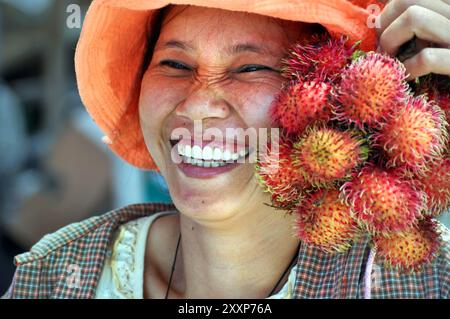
{"left": 175, "top": 85, "right": 231, "bottom": 121}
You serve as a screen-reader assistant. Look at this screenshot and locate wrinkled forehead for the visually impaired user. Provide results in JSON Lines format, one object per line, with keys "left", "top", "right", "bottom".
{"left": 158, "top": 5, "right": 312, "bottom": 48}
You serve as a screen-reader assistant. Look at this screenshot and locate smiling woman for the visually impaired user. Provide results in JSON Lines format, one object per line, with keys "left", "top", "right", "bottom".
{"left": 135, "top": 6, "right": 306, "bottom": 298}
{"left": 3, "top": 0, "right": 450, "bottom": 299}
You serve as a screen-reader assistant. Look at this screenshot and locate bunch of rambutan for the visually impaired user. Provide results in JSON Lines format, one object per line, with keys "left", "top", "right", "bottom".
{"left": 255, "top": 35, "right": 449, "bottom": 272}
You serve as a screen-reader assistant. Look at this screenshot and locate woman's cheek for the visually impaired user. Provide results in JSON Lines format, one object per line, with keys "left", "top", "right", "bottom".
{"left": 140, "top": 76, "right": 186, "bottom": 125}
{"left": 230, "top": 81, "right": 281, "bottom": 129}
{"left": 139, "top": 77, "right": 177, "bottom": 165}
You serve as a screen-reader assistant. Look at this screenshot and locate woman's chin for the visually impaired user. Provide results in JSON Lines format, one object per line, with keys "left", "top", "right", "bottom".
{"left": 167, "top": 182, "right": 249, "bottom": 223}
{"left": 171, "top": 196, "right": 238, "bottom": 222}
{"left": 162, "top": 155, "right": 258, "bottom": 221}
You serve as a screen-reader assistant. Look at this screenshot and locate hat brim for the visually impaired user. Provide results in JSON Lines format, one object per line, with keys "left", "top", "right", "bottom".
{"left": 75, "top": 0, "right": 378, "bottom": 169}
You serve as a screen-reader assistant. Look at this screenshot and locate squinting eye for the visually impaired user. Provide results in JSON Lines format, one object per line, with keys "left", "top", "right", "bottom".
{"left": 236, "top": 64, "right": 274, "bottom": 73}
{"left": 159, "top": 60, "right": 191, "bottom": 70}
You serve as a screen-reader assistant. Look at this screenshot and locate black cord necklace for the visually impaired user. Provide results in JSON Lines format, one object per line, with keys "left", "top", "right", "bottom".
{"left": 164, "top": 233, "right": 301, "bottom": 299}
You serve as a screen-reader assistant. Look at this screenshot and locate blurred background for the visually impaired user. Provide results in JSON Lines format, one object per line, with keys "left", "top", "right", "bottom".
{"left": 0, "top": 0, "right": 172, "bottom": 294}
{"left": 0, "top": 0, "right": 449, "bottom": 297}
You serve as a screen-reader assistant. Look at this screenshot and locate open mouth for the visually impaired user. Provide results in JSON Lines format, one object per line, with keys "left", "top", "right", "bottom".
{"left": 170, "top": 138, "right": 251, "bottom": 168}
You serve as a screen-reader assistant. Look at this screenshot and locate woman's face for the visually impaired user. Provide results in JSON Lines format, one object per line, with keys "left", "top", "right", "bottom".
{"left": 139, "top": 6, "right": 304, "bottom": 222}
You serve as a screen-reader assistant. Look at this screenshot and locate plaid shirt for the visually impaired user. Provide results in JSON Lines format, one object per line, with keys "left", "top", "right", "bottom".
{"left": 2, "top": 203, "right": 449, "bottom": 299}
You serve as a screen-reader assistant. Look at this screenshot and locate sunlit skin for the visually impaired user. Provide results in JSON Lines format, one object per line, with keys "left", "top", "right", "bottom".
{"left": 139, "top": 6, "right": 306, "bottom": 298}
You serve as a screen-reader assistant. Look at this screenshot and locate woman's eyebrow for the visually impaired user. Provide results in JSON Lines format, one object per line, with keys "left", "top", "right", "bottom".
{"left": 156, "top": 39, "right": 193, "bottom": 52}
{"left": 155, "top": 39, "right": 280, "bottom": 58}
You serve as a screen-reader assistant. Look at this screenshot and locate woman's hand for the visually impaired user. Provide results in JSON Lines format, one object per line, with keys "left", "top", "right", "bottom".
{"left": 377, "top": 0, "right": 450, "bottom": 80}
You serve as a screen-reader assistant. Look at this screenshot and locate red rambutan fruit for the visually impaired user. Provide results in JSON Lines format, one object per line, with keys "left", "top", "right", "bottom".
{"left": 437, "top": 92, "right": 450, "bottom": 127}
{"left": 292, "top": 126, "right": 367, "bottom": 187}
{"left": 334, "top": 53, "right": 409, "bottom": 129}
{"left": 341, "top": 166, "right": 426, "bottom": 235}
{"left": 295, "top": 189, "right": 360, "bottom": 253}
{"left": 283, "top": 36, "right": 355, "bottom": 82}
{"left": 270, "top": 80, "right": 332, "bottom": 136}
{"left": 415, "top": 76, "right": 450, "bottom": 125}
{"left": 373, "top": 218, "right": 441, "bottom": 272}
{"left": 270, "top": 192, "right": 302, "bottom": 211}
{"left": 413, "top": 158, "right": 450, "bottom": 216}
{"left": 255, "top": 139, "right": 306, "bottom": 208}
{"left": 374, "top": 95, "right": 448, "bottom": 173}
{"left": 429, "top": 91, "right": 449, "bottom": 124}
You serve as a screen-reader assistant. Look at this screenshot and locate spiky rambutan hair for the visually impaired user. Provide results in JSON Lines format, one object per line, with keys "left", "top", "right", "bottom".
{"left": 282, "top": 35, "right": 356, "bottom": 82}
{"left": 255, "top": 139, "right": 306, "bottom": 209}
{"left": 415, "top": 75, "right": 450, "bottom": 126}
{"left": 341, "top": 165, "right": 426, "bottom": 235}
{"left": 374, "top": 95, "right": 448, "bottom": 173}
{"left": 373, "top": 218, "right": 441, "bottom": 272}
{"left": 413, "top": 158, "right": 450, "bottom": 216}
{"left": 270, "top": 80, "right": 332, "bottom": 136}
{"left": 295, "top": 189, "right": 360, "bottom": 253}
{"left": 334, "top": 53, "right": 409, "bottom": 130}
{"left": 292, "top": 126, "right": 367, "bottom": 187}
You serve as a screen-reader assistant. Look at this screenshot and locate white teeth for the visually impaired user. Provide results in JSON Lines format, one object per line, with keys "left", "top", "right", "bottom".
{"left": 184, "top": 145, "right": 192, "bottom": 158}
{"left": 177, "top": 143, "right": 184, "bottom": 156}
{"left": 222, "top": 149, "right": 232, "bottom": 161}
{"left": 192, "top": 145, "right": 203, "bottom": 159}
{"left": 182, "top": 156, "right": 228, "bottom": 167}
{"left": 213, "top": 148, "right": 222, "bottom": 160}
{"left": 176, "top": 142, "right": 249, "bottom": 163}
{"left": 202, "top": 146, "right": 213, "bottom": 160}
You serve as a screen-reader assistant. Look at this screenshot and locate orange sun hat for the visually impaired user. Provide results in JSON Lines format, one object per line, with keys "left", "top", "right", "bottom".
{"left": 75, "top": 0, "right": 383, "bottom": 170}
